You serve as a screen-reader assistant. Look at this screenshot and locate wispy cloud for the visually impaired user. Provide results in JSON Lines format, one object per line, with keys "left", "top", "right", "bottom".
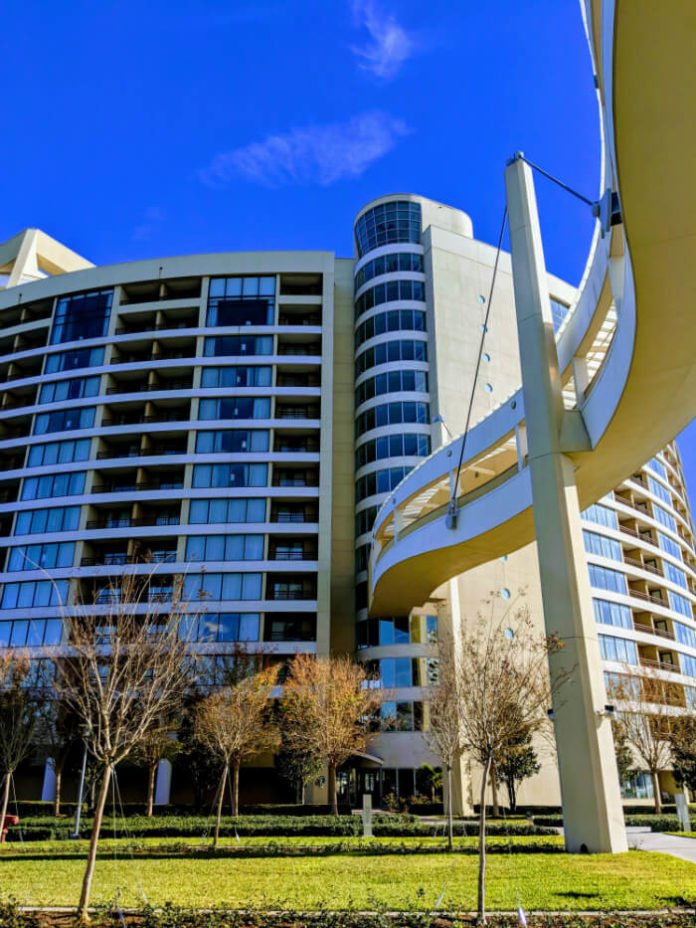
{"left": 199, "top": 111, "right": 410, "bottom": 189}
{"left": 350, "top": 0, "right": 416, "bottom": 80}
{"left": 132, "top": 206, "right": 166, "bottom": 242}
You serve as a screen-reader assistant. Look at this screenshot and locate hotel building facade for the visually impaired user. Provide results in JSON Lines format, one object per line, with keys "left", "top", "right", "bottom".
{"left": 0, "top": 197, "right": 694, "bottom": 808}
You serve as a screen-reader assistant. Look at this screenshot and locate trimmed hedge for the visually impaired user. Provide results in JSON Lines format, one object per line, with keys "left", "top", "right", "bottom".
{"left": 532, "top": 813, "right": 695, "bottom": 833}
{"left": 5, "top": 813, "right": 555, "bottom": 842}
{"left": 0, "top": 899, "right": 695, "bottom": 928}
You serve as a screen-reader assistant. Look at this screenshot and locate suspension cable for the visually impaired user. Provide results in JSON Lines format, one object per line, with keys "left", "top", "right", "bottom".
{"left": 449, "top": 206, "right": 508, "bottom": 517}
{"left": 511, "top": 152, "right": 595, "bottom": 208}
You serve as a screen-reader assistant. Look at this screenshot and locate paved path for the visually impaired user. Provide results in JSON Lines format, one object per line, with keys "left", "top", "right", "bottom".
{"left": 626, "top": 827, "right": 696, "bottom": 864}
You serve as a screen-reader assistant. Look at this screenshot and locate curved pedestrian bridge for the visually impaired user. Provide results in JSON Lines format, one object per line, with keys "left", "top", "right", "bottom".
{"left": 369, "top": 0, "right": 696, "bottom": 616}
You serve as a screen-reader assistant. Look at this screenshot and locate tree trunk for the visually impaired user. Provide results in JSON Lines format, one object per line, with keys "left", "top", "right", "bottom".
{"left": 213, "top": 764, "right": 228, "bottom": 850}
{"left": 447, "top": 764, "right": 454, "bottom": 851}
{"left": 232, "top": 762, "right": 240, "bottom": 817}
{"left": 78, "top": 764, "right": 112, "bottom": 920}
{"left": 490, "top": 762, "right": 499, "bottom": 817}
{"left": 652, "top": 770, "right": 662, "bottom": 814}
{"left": 0, "top": 771, "right": 12, "bottom": 840}
{"left": 477, "top": 753, "right": 493, "bottom": 925}
{"left": 328, "top": 763, "right": 338, "bottom": 816}
{"left": 507, "top": 775, "right": 517, "bottom": 814}
{"left": 52, "top": 761, "right": 64, "bottom": 818}
{"left": 146, "top": 762, "right": 157, "bottom": 818}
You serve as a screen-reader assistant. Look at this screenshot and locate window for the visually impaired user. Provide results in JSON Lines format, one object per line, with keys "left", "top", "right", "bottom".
{"left": 34, "top": 407, "right": 95, "bottom": 435}
{"left": 1, "top": 580, "right": 69, "bottom": 610}
{"left": 191, "top": 464, "right": 267, "bottom": 488}
{"left": 669, "top": 590, "right": 693, "bottom": 618}
{"left": 354, "top": 252, "right": 424, "bottom": 290}
{"left": 355, "top": 506, "right": 379, "bottom": 538}
{"left": 203, "top": 336, "right": 273, "bottom": 357}
{"left": 550, "top": 297, "right": 570, "bottom": 333}
{"left": 183, "top": 572, "right": 263, "bottom": 602}
{"left": 658, "top": 532, "right": 682, "bottom": 561}
{"left": 200, "top": 366, "right": 272, "bottom": 388}
{"left": 675, "top": 621, "right": 696, "bottom": 649}
{"left": 51, "top": 289, "right": 113, "bottom": 344}
{"left": 356, "top": 339, "right": 428, "bottom": 375}
{"left": 198, "top": 398, "right": 271, "bottom": 420}
{"left": 648, "top": 458, "right": 667, "bottom": 480}
{"left": 593, "top": 599, "right": 632, "bottom": 629}
{"left": 355, "top": 279, "right": 426, "bottom": 318}
{"left": 583, "top": 530, "right": 622, "bottom": 560}
{"left": 357, "top": 614, "right": 436, "bottom": 648}
{"left": 355, "top": 370, "right": 428, "bottom": 407}
{"left": 39, "top": 376, "right": 100, "bottom": 404}
{"left": 188, "top": 498, "right": 266, "bottom": 524}
{"left": 599, "top": 634, "right": 638, "bottom": 664}
{"left": 588, "top": 564, "right": 627, "bottom": 594}
{"left": 582, "top": 503, "right": 618, "bottom": 529}
{"left": 356, "top": 466, "right": 413, "bottom": 502}
{"left": 376, "top": 657, "right": 413, "bottom": 688}
{"left": 355, "top": 309, "right": 427, "bottom": 349}
{"left": 185, "top": 535, "right": 264, "bottom": 562}
{"left": 195, "top": 430, "right": 270, "bottom": 454}
{"left": 356, "top": 433, "right": 430, "bottom": 468}
{"left": 665, "top": 562, "right": 688, "bottom": 589}
{"left": 354, "top": 201, "right": 421, "bottom": 257}
{"left": 7, "top": 543, "right": 75, "bottom": 572}
{"left": 207, "top": 276, "right": 275, "bottom": 326}
{"left": 0, "top": 618, "right": 63, "bottom": 648}
{"left": 14, "top": 506, "right": 80, "bottom": 535}
{"left": 682, "top": 654, "right": 696, "bottom": 678}
{"left": 653, "top": 505, "right": 677, "bottom": 533}
{"left": 263, "top": 614, "right": 316, "bottom": 642}
{"left": 356, "top": 401, "right": 430, "bottom": 434}
{"left": 380, "top": 701, "right": 424, "bottom": 731}
{"left": 21, "top": 472, "right": 86, "bottom": 501}
{"left": 27, "top": 438, "right": 91, "bottom": 467}
{"left": 648, "top": 476, "right": 671, "bottom": 506}
{"left": 191, "top": 612, "right": 261, "bottom": 642}
{"left": 45, "top": 347, "right": 105, "bottom": 374}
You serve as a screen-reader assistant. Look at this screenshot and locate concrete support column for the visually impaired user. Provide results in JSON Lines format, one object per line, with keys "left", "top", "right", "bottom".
{"left": 505, "top": 154, "right": 627, "bottom": 853}
{"left": 41, "top": 758, "right": 56, "bottom": 803}
{"left": 153, "top": 759, "right": 173, "bottom": 807}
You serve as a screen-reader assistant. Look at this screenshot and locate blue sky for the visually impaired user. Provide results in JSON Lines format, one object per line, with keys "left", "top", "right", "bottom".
{"left": 1, "top": 0, "right": 694, "bottom": 492}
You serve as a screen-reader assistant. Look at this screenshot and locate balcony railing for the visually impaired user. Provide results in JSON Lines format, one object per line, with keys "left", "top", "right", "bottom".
{"left": 105, "top": 381, "right": 192, "bottom": 395}
{"left": 91, "top": 481, "right": 184, "bottom": 494}
{"left": 633, "top": 622, "right": 675, "bottom": 640}
{"left": 624, "top": 555, "right": 663, "bottom": 577}
{"left": 85, "top": 516, "right": 180, "bottom": 529}
{"left": 80, "top": 552, "right": 177, "bottom": 566}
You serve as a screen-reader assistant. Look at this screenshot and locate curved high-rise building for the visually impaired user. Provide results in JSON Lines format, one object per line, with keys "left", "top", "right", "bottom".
{"left": 0, "top": 200, "right": 694, "bottom": 809}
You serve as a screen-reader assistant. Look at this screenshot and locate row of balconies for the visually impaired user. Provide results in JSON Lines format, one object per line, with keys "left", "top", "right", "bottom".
{"left": 0, "top": 394, "right": 323, "bottom": 443}
{"left": 0, "top": 533, "right": 319, "bottom": 573}
{"left": 78, "top": 572, "right": 318, "bottom": 605}
{"left": 0, "top": 331, "right": 323, "bottom": 390}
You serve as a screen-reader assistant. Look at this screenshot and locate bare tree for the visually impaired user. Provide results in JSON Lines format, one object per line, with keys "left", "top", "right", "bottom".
{"left": 454, "top": 606, "right": 564, "bottom": 925}
{"left": 426, "top": 638, "right": 463, "bottom": 850}
{"left": 0, "top": 653, "right": 46, "bottom": 837}
{"left": 608, "top": 670, "right": 681, "bottom": 813}
{"left": 58, "top": 572, "right": 196, "bottom": 918}
{"left": 281, "top": 654, "right": 380, "bottom": 815}
{"left": 133, "top": 722, "right": 182, "bottom": 817}
{"left": 195, "top": 665, "right": 280, "bottom": 845}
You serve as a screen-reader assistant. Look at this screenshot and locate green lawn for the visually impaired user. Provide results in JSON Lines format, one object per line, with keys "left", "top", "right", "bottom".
{"left": 0, "top": 847, "right": 694, "bottom": 911}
